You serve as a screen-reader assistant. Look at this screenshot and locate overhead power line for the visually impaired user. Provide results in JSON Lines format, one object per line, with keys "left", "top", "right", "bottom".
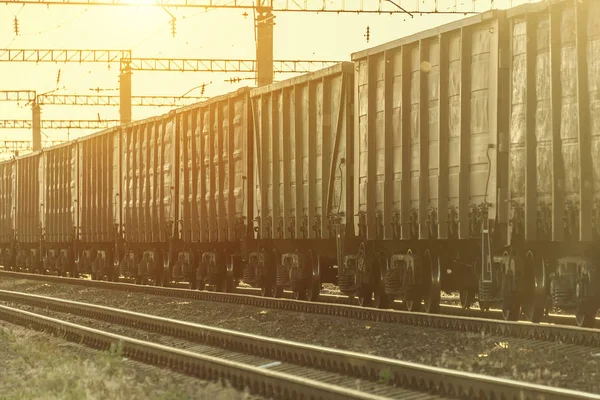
{"left": 0, "top": 91, "right": 208, "bottom": 106}
{"left": 0, "top": 50, "right": 341, "bottom": 73}
{"left": 0, "top": 120, "right": 120, "bottom": 129}
{"left": 0, "top": 140, "right": 65, "bottom": 153}
{"left": 0, "top": 0, "right": 479, "bottom": 14}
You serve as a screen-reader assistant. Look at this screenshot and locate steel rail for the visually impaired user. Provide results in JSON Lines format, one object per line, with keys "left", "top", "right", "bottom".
{"left": 0, "top": 305, "right": 391, "bottom": 400}
{"left": 0, "top": 292, "right": 596, "bottom": 400}
{"left": 1, "top": 269, "right": 576, "bottom": 326}
{"left": 0, "top": 270, "right": 598, "bottom": 346}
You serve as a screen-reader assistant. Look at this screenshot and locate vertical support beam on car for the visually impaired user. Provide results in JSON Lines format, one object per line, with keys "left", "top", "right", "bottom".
{"left": 419, "top": 39, "right": 430, "bottom": 240}
{"left": 366, "top": 56, "right": 377, "bottom": 239}
{"left": 400, "top": 46, "right": 412, "bottom": 240}
{"left": 271, "top": 90, "right": 280, "bottom": 239}
{"left": 293, "top": 86, "right": 303, "bottom": 239}
{"left": 307, "top": 82, "right": 317, "bottom": 240}
{"left": 321, "top": 77, "right": 331, "bottom": 238}
{"left": 384, "top": 50, "right": 394, "bottom": 240}
{"left": 549, "top": 4, "right": 564, "bottom": 242}
{"left": 458, "top": 27, "right": 472, "bottom": 239}
{"left": 437, "top": 33, "right": 449, "bottom": 240}
{"left": 190, "top": 111, "right": 199, "bottom": 242}
{"left": 281, "top": 89, "right": 292, "bottom": 239}
{"left": 525, "top": 16, "right": 538, "bottom": 241}
{"left": 198, "top": 109, "right": 207, "bottom": 242}
{"left": 575, "top": 0, "right": 592, "bottom": 242}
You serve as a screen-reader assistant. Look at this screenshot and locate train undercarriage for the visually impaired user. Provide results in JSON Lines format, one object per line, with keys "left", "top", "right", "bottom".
{"left": 2, "top": 230, "right": 599, "bottom": 328}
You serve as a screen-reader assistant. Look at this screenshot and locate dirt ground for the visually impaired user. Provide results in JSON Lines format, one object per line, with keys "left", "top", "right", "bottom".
{"left": 0, "top": 320, "right": 260, "bottom": 400}
{"left": 0, "top": 277, "right": 598, "bottom": 394}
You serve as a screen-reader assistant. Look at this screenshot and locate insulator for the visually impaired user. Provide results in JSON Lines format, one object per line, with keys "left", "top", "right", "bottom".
{"left": 13, "top": 17, "right": 19, "bottom": 36}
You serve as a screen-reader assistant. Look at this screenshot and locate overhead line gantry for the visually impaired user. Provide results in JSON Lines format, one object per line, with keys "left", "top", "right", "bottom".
{"left": 0, "top": 90, "right": 208, "bottom": 106}
{"left": 0, "top": 48, "right": 341, "bottom": 124}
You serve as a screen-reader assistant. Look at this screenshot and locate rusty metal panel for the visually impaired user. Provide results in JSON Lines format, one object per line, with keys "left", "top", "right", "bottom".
{"left": 352, "top": 13, "right": 503, "bottom": 241}
{"left": 178, "top": 109, "right": 194, "bottom": 242}
{"left": 251, "top": 64, "right": 354, "bottom": 240}
{"left": 179, "top": 89, "right": 250, "bottom": 244}
{"left": 121, "top": 118, "right": 175, "bottom": 244}
{"left": 505, "top": 0, "right": 600, "bottom": 243}
{"left": 77, "top": 129, "right": 118, "bottom": 244}
{"left": 14, "top": 153, "right": 40, "bottom": 244}
{"left": 589, "top": 0, "right": 600, "bottom": 239}
{"left": 0, "top": 160, "right": 13, "bottom": 244}
{"left": 42, "top": 143, "right": 76, "bottom": 243}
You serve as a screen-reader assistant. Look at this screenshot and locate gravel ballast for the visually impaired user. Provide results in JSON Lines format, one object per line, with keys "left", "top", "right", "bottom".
{"left": 0, "top": 277, "right": 599, "bottom": 394}
{"left": 0, "top": 320, "right": 259, "bottom": 400}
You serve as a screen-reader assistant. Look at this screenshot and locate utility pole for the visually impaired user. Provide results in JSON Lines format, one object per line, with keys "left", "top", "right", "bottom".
{"left": 119, "top": 62, "right": 132, "bottom": 124}
{"left": 32, "top": 101, "right": 41, "bottom": 151}
{"left": 256, "top": 3, "right": 274, "bottom": 86}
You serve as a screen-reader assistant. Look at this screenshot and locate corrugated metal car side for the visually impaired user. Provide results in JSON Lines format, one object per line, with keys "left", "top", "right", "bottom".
{"left": 178, "top": 107, "right": 195, "bottom": 243}
{"left": 178, "top": 88, "right": 251, "bottom": 244}
{"left": 79, "top": 129, "right": 116, "bottom": 244}
{"left": 351, "top": 11, "right": 504, "bottom": 241}
{"left": 251, "top": 64, "right": 354, "bottom": 240}
{"left": 123, "top": 117, "right": 176, "bottom": 244}
{"left": 15, "top": 153, "right": 40, "bottom": 244}
{"left": 0, "top": 160, "right": 13, "bottom": 244}
{"left": 41, "top": 143, "right": 76, "bottom": 243}
{"left": 506, "top": 0, "right": 600, "bottom": 243}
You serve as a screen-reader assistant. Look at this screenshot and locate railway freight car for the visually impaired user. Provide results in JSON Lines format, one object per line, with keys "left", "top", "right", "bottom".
{"left": 8, "top": 152, "right": 43, "bottom": 273}
{"left": 117, "top": 114, "right": 178, "bottom": 285}
{"left": 345, "top": 10, "right": 508, "bottom": 314}
{"left": 343, "top": 0, "right": 600, "bottom": 327}
{"left": 500, "top": 0, "right": 600, "bottom": 326}
{"left": 170, "top": 87, "right": 253, "bottom": 291}
{"left": 0, "top": 158, "right": 13, "bottom": 269}
{"left": 77, "top": 128, "right": 120, "bottom": 281}
{"left": 39, "top": 141, "right": 78, "bottom": 277}
{"left": 0, "top": 144, "right": 76, "bottom": 276}
{"left": 249, "top": 63, "right": 354, "bottom": 300}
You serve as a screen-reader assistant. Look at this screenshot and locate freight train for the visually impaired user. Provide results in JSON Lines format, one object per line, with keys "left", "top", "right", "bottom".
{"left": 1, "top": 0, "right": 599, "bottom": 327}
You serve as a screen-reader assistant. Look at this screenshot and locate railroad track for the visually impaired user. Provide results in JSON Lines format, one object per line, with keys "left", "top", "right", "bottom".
{"left": 0, "top": 270, "right": 598, "bottom": 348}
{"left": 0, "top": 290, "right": 596, "bottom": 400}
{"left": 0, "top": 269, "right": 583, "bottom": 330}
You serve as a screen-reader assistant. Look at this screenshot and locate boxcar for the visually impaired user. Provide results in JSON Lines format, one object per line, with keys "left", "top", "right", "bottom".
{"left": 0, "top": 158, "right": 14, "bottom": 268}
{"left": 75, "top": 128, "right": 121, "bottom": 281}
{"left": 249, "top": 62, "right": 355, "bottom": 299}
{"left": 169, "top": 87, "right": 253, "bottom": 290}
{"left": 12, "top": 152, "right": 43, "bottom": 271}
{"left": 500, "top": 0, "right": 600, "bottom": 326}
{"left": 117, "top": 116, "right": 176, "bottom": 284}
{"left": 346, "top": 10, "right": 508, "bottom": 312}
{"left": 343, "top": 0, "right": 600, "bottom": 326}
{"left": 39, "top": 141, "right": 77, "bottom": 276}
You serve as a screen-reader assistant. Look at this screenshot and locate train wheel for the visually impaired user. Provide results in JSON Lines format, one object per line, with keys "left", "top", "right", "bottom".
{"left": 404, "top": 288, "right": 422, "bottom": 312}
{"left": 501, "top": 271, "right": 520, "bottom": 321}
{"left": 306, "top": 250, "right": 321, "bottom": 302}
{"left": 260, "top": 284, "right": 273, "bottom": 297}
{"left": 357, "top": 287, "right": 372, "bottom": 307}
{"left": 293, "top": 288, "right": 306, "bottom": 300}
{"left": 373, "top": 281, "right": 389, "bottom": 309}
{"left": 459, "top": 290, "right": 474, "bottom": 309}
{"left": 422, "top": 249, "right": 441, "bottom": 314}
{"left": 575, "top": 305, "right": 597, "bottom": 328}
{"left": 274, "top": 286, "right": 284, "bottom": 298}
{"left": 575, "top": 276, "right": 597, "bottom": 328}
{"left": 522, "top": 250, "right": 546, "bottom": 323}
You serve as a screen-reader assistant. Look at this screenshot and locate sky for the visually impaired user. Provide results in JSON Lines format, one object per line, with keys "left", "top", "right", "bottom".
{"left": 0, "top": 0, "right": 534, "bottom": 151}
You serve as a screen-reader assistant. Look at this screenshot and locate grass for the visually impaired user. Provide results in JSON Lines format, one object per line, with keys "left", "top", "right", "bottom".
{"left": 0, "top": 325, "right": 257, "bottom": 400}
